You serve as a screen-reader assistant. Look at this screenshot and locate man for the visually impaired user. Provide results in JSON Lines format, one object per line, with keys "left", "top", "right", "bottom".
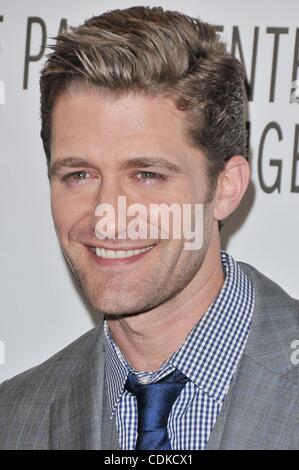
{"left": 0, "top": 6, "right": 298, "bottom": 450}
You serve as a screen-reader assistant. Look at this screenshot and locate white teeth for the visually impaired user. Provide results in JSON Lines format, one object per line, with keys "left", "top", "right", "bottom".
{"left": 95, "top": 245, "right": 154, "bottom": 259}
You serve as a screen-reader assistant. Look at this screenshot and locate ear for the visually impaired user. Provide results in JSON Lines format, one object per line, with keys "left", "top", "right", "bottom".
{"left": 213, "top": 155, "right": 250, "bottom": 222}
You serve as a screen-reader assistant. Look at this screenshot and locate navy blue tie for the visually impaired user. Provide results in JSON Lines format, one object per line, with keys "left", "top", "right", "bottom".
{"left": 125, "top": 369, "right": 189, "bottom": 450}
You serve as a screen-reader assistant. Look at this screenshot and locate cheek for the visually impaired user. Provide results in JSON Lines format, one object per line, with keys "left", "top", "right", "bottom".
{"left": 50, "top": 191, "right": 86, "bottom": 243}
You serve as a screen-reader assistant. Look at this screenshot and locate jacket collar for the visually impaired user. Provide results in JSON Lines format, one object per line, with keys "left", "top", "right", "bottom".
{"left": 49, "top": 322, "right": 106, "bottom": 449}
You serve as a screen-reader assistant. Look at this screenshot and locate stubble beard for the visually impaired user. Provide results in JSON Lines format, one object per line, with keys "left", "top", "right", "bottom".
{"left": 60, "top": 201, "right": 214, "bottom": 318}
{"left": 60, "top": 234, "right": 210, "bottom": 320}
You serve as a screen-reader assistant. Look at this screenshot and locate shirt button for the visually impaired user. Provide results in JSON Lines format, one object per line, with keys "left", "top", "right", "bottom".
{"left": 139, "top": 376, "right": 151, "bottom": 384}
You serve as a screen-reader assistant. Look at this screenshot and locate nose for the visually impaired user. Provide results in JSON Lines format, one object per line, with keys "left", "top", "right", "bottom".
{"left": 91, "top": 176, "right": 129, "bottom": 241}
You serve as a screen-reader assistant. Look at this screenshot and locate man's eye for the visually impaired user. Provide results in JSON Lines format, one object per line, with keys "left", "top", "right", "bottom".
{"left": 62, "top": 170, "right": 90, "bottom": 184}
{"left": 134, "top": 171, "right": 166, "bottom": 183}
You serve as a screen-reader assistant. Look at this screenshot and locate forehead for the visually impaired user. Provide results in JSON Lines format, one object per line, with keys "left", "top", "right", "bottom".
{"left": 50, "top": 87, "right": 206, "bottom": 174}
{"left": 52, "top": 87, "right": 185, "bottom": 137}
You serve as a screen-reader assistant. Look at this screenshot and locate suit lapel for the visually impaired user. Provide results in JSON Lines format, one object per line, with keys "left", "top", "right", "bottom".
{"left": 49, "top": 326, "right": 106, "bottom": 450}
{"left": 208, "top": 354, "right": 298, "bottom": 449}
{"left": 101, "top": 379, "right": 121, "bottom": 450}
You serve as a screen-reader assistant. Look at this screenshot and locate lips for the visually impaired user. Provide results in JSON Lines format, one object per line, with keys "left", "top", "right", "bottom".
{"left": 86, "top": 242, "right": 157, "bottom": 266}
{"left": 90, "top": 245, "right": 155, "bottom": 259}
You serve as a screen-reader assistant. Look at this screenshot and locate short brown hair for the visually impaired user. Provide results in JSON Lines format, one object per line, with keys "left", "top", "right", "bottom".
{"left": 40, "top": 5, "right": 247, "bottom": 195}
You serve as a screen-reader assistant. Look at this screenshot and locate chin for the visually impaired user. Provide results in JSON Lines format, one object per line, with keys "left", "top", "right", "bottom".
{"left": 84, "top": 292, "right": 137, "bottom": 316}
{"left": 86, "top": 291, "right": 160, "bottom": 318}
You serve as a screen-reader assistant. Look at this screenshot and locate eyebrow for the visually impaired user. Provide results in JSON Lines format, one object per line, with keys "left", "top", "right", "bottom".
{"left": 49, "top": 156, "right": 185, "bottom": 177}
{"left": 50, "top": 157, "right": 97, "bottom": 177}
{"left": 119, "top": 157, "right": 184, "bottom": 173}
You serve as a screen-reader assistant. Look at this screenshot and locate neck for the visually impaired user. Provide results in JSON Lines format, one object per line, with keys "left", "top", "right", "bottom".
{"left": 106, "top": 229, "right": 225, "bottom": 372}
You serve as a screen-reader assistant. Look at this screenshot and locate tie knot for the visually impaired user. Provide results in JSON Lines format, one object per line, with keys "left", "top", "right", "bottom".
{"left": 125, "top": 369, "right": 189, "bottom": 432}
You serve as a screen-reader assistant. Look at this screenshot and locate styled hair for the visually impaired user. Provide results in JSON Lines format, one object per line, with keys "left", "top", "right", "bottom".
{"left": 40, "top": 5, "right": 247, "bottom": 196}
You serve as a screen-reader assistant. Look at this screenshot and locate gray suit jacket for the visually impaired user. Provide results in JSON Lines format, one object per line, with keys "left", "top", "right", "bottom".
{"left": 0, "top": 261, "right": 299, "bottom": 450}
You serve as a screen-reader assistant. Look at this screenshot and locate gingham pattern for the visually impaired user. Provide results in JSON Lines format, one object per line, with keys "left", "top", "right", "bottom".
{"left": 104, "top": 250, "right": 255, "bottom": 450}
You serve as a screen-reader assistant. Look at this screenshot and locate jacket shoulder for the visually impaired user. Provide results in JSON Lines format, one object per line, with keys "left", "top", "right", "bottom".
{"left": 239, "top": 261, "right": 299, "bottom": 305}
{"left": 0, "top": 322, "right": 104, "bottom": 407}
{"left": 0, "top": 322, "right": 105, "bottom": 449}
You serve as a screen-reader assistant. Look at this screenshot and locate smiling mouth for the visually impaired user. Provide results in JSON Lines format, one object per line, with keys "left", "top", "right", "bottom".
{"left": 89, "top": 244, "right": 156, "bottom": 259}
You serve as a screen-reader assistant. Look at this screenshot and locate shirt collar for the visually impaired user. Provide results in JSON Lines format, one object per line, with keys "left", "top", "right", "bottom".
{"left": 104, "top": 250, "right": 255, "bottom": 415}
{"left": 104, "top": 321, "right": 129, "bottom": 416}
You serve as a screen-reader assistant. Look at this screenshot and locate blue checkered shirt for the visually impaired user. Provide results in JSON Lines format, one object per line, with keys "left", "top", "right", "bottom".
{"left": 104, "top": 251, "right": 255, "bottom": 450}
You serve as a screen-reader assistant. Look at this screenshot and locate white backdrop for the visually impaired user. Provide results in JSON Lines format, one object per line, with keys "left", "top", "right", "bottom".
{"left": 0, "top": 0, "right": 298, "bottom": 382}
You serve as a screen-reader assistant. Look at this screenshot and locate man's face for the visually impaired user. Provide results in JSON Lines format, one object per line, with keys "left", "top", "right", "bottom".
{"left": 50, "top": 87, "right": 216, "bottom": 316}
